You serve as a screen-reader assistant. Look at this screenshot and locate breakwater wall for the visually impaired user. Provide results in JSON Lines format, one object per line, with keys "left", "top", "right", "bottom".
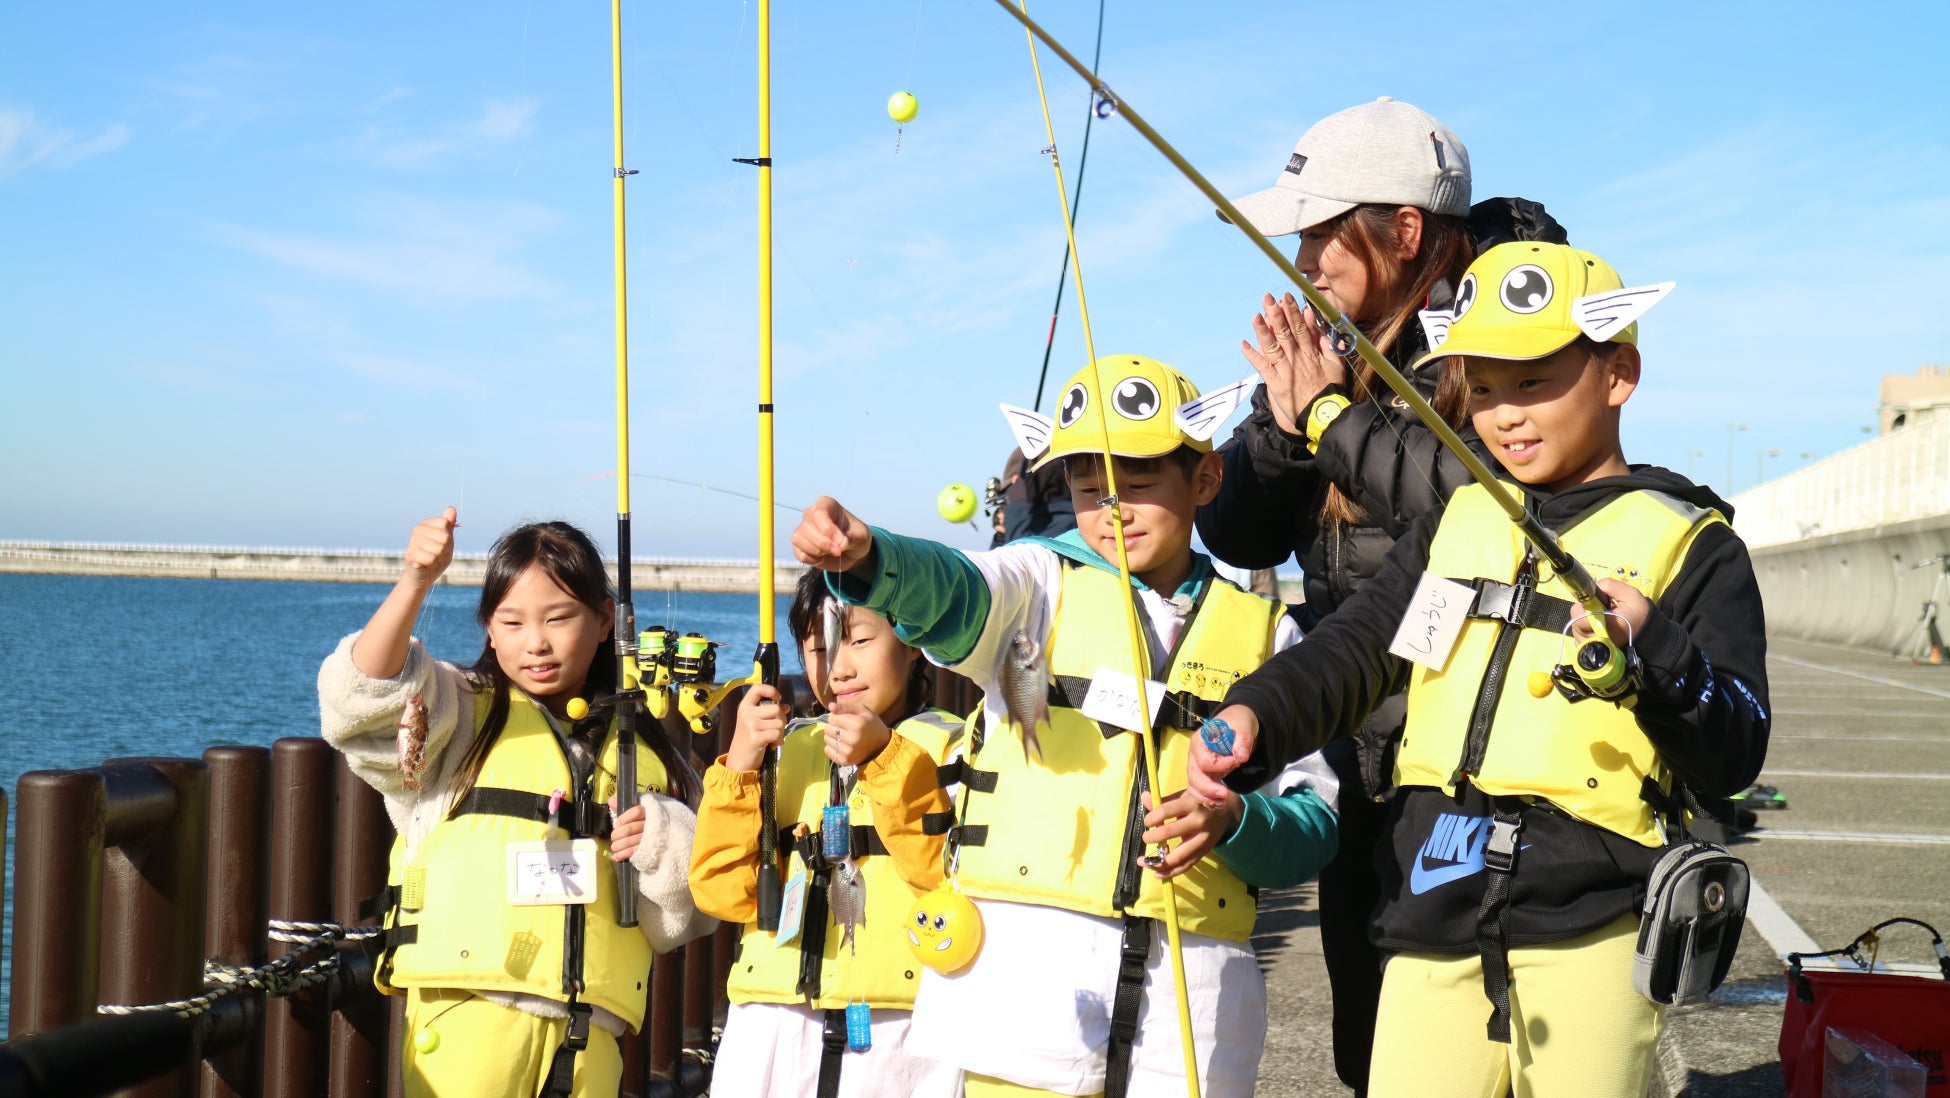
{"left": 1730, "top": 414, "right": 1950, "bottom": 654}
{"left": 0, "top": 541, "right": 806, "bottom": 594}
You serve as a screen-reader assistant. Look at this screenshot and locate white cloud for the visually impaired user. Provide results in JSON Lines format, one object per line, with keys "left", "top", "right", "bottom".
{"left": 214, "top": 193, "right": 564, "bottom": 303}
{"left": 350, "top": 97, "right": 539, "bottom": 169}
{"left": 0, "top": 107, "right": 131, "bottom": 181}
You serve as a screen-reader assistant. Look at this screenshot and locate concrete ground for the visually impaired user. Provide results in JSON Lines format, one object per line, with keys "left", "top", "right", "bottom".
{"left": 1249, "top": 635, "right": 1950, "bottom": 1097}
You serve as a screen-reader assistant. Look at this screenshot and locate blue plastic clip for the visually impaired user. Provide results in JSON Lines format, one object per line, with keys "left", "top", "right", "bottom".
{"left": 845, "top": 1001, "right": 872, "bottom": 1052}
{"left": 821, "top": 804, "right": 851, "bottom": 862}
{"left": 1199, "top": 717, "right": 1236, "bottom": 758}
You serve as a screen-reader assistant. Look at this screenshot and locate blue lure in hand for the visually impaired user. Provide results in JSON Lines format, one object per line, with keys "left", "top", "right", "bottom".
{"left": 1199, "top": 717, "right": 1236, "bottom": 758}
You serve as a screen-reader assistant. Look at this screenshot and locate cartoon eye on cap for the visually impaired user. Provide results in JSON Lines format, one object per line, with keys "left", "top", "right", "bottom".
{"left": 1500, "top": 265, "right": 1553, "bottom": 314}
{"left": 1452, "top": 273, "right": 1478, "bottom": 319}
{"left": 1112, "top": 377, "right": 1161, "bottom": 421}
{"left": 1058, "top": 383, "right": 1089, "bottom": 428}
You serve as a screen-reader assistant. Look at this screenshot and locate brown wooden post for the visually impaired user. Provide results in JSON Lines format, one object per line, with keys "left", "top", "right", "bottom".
{"left": 329, "top": 762, "right": 393, "bottom": 1098}
{"left": 648, "top": 943, "right": 683, "bottom": 1081}
{"left": 99, "top": 757, "right": 211, "bottom": 1098}
{"left": 201, "top": 746, "right": 271, "bottom": 1098}
{"left": 262, "top": 739, "right": 336, "bottom": 1098}
{"left": 9, "top": 770, "right": 105, "bottom": 1037}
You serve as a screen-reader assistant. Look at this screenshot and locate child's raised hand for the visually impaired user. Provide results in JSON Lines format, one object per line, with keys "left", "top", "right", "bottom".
{"left": 402, "top": 507, "right": 459, "bottom": 589}
{"left": 725, "top": 683, "right": 789, "bottom": 772}
{"left": 1573, "top": 579, "right": 1652, "bottom": 649}
{"left": 1187, "top": 703, "right": 1257, "bottom": 806}
{"left": 1139, "top": 788, "right": 1243, "bottom": 879}
{"left": 609, "top": 798, "right": 646, "bottom": 862}
{"left": 792, "top": 497, "right": 873, "bottom": 575}
{"left": 822, "top": 699, "right": 892, "bottom": 766}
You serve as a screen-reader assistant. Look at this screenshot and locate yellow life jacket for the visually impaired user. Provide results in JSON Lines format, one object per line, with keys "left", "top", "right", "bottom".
{"left": 951, "top": 563, "right": 1282, "bottom": 942}
{"left": 377, "top": 688, "right": 670, "bottom": 1028}
{"left": 1399, "top": 484, "right": 1725, "bottom": 846}
{"left": 725, "top": 709, "right": 961, "bottom": 1010}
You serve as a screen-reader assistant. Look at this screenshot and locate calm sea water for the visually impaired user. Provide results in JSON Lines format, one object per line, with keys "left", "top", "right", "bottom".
{"left": 0, "top": 572, "right": 797, "bottom": 1030}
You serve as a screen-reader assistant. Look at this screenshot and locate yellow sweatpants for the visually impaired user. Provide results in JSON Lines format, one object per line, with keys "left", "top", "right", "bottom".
{"left": 401, "top": 988, "right": 623, "bottom": 1098}
{"left": 1367, "top": 915, "right": 1662, "bottom": 1098}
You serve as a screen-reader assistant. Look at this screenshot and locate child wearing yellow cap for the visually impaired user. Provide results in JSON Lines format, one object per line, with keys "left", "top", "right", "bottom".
{"left": 791, "top": 356, "right": 1341, "bottom": 1098}
{"left": 1188, "top": 242, "right": 1772, "bottom": 1098}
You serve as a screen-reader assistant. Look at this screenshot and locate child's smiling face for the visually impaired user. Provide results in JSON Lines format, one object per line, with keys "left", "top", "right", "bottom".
{"left": 1465, "top": 341, "right": 1639, "bottom": 494}
{"left": 1065, "top": 452, "right": 1222, "bottom": 594}
{"left": 822, "top": 606, "right": 916, "bottom": 724}
{"left": 487, "top": 565, "right": 611, "bottom": 712}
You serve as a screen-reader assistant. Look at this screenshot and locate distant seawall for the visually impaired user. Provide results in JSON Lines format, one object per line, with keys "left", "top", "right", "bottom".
{"left": 0, "top": 540, "right": 807, "bottom": 594}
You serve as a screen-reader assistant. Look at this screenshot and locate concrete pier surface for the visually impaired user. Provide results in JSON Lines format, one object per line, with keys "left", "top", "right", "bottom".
{"left": 1250, "top": 635, "right": 1950, "bottom": 1097}
{"left": 0, "top": 539, "right": 805, "bottom": 593}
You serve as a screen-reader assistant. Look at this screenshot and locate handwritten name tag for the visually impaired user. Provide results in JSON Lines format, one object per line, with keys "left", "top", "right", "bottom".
{"left": 1388, "top": 574, "right": 1475, "bottom": 672}
{"left": 775, "top": 867, "right": 808, "bottom": 945}
{"left": 506, "top": 839, "right": 600, "bottom": 906}
{"left": 1080, "top": 668, "right": 1168, "bottom": 734}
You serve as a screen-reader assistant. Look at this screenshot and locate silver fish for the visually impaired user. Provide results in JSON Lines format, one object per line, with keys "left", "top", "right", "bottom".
{"left": 1000, "top": 630, "right": 1047, "bottom": 760}
{"left": 828, "top": 858, "right": 867, "bottom": 955}
{"left": 397, "top": 693, "right": 429, "bottom": 791}
{"left": 822, "top": 598, "right": 848, "bottom": 704}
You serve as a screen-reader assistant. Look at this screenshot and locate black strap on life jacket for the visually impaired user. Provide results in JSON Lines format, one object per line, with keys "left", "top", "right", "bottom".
{"left": 1046, "top": 674, "right": 1220, "bottom": 733}
{"left": 783, "top": 824, "right": 891, "bottom": 866}
{"left": 935, "top": 760, "right": 998, "bottom": 793}
{"left": 1474, "top": 808, "right": 1526, "bottom": 1043}
{"left": 537, "top": 1001, "right": 591, "bottom": 1098}
{"left": 796, "top": 866, "right": 834, "bottom": 1000}
{"left": 817, "top": 1008, "right": 849, "bottom": 1098}
{"left": 1450, "top": 551, "right": 1540, "bottom": 792}
{"left": 1103, "top": 914, "right": 1153, "bottom": 1098}
{"left": 452, "top": 786, "right": 614, "bottom": 838}
{"left": 1463, "top": 576, "right": 1576, "bottom": 634}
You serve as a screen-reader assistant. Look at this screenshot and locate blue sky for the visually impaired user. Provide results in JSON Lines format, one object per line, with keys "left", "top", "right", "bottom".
{"left": 6, "top": 1, "right": 1948, "bottom": 560}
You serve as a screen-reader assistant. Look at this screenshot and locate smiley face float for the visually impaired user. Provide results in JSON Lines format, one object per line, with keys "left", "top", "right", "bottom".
{"left": 905, "top": 884, "right": 983, "bottom": 973}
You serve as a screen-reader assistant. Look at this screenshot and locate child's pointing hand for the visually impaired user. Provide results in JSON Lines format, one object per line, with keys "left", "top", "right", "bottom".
{"left": 792, "top": 497, "right": 874, "bottom": 576}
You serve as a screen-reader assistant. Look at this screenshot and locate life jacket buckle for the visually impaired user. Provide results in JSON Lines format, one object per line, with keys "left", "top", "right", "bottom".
{"left": 1483, "top": 814, "right": 1523, "bottom": 874}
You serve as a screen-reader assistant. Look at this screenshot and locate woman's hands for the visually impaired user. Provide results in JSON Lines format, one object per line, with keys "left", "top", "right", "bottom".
{"left": 1187, "top": 704, "right": 1258, "bottom": 806}
{"left": 1241, "top": 293, "right": 1350, "bottom": 436}
{"left": 1140, "top": 788, "right": 1243, "bottom": 879}
{"left": 725, "top": 683, "right": 789, "bottom": 772}
{"left": 823, "top": 700, "right": 892, "bottom": 766}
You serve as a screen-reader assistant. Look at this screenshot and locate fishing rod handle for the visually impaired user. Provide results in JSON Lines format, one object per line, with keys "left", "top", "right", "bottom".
{"left": 614, "top": 705, "right": 640, "bottom": 929}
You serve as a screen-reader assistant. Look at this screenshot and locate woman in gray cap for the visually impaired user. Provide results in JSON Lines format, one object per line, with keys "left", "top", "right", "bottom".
{"left": 1195, "top": 96, "right": 1562, "bottom": 1096}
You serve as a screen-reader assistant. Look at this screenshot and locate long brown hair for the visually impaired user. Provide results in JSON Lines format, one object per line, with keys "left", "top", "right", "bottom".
{"left": 452, "top": 521, "right": 700, "bottom": 809}
{"left": 1319, "top": 204, "right": 1475, "bottom": 525}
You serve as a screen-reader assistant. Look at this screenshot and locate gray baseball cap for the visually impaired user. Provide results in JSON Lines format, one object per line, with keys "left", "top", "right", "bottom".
{"left": 1224, "top": 97, "right": 1472, "bottom": 237}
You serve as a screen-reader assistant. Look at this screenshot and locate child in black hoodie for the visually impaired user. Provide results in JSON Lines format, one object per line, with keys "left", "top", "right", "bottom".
{"left": 1187, "top": 242, "right": 1770, "bottom": 1098}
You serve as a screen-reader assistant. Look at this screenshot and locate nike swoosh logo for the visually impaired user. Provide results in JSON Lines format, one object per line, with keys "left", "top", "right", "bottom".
{"left": 1409, "top": 856, "right": 1484, "bottom": 895}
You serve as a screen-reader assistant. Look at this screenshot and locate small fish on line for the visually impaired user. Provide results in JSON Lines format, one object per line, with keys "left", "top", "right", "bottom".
{"left": 1001, "top": 630, "right": 1048, "bottom": 760}
{"left": 829, "top": 859, "right": 867, "bottom": 955}
{"left": 398, "top": 693, "right": 429, "bottom": 791}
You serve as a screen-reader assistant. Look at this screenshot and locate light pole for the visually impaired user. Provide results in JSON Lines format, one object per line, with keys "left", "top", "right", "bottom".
{"left": 1755, "top": 448, "right": 1781, "bottom": 485}
{"left": 1725, "top": 422, "right": 1749, "bottom": 490}
{"left": 1684, "top": 449, "right": 1707, "bottom": 480}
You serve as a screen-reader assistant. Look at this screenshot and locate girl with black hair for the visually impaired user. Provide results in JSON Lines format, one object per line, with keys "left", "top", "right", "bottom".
{"left": 689, "top": 569, "right": 963, "bottom": 1098}
{"left": 320, "top": 508, "right": 713, "bottom": 1098}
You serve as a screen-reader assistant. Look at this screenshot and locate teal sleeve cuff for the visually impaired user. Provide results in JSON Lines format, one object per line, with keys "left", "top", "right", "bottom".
{"left": 1213, "top": 785, "right": 1339, "bottom": 890}
{"left": 823, "top": 526, "right": 991, "bottom": 666}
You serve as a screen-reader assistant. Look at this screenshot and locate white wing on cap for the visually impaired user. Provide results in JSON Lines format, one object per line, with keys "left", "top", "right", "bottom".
{"left": 1418, "top": 309, "right": 1455, "bottom": 352}
{"left": 999, "top": 403, "right": 1055, "bottom": 460}
{"left": 1173, "top": 375, "right": 1258, "bottom": 442}
{"left": 1571, "top": 282, "right": 1676, "bottom": 342}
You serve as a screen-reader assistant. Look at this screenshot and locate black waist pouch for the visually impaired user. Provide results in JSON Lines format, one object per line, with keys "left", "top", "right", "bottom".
{"left": 1631, "top": 838, "right": 1749, "bottom": 1005}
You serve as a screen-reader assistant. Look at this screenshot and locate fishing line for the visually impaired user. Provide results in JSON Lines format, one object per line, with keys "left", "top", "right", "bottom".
{"left": 903, "top": 0, "right": 926, "bottom": 84}
{"left": 580, "top": 471, "right": 807, "bottom": 513}
{"left": 1019, "top": 4, "right": 1204, "bottom": 1092}
{"left": 1029, "top": 0, "right": 1106, "bottom": 414}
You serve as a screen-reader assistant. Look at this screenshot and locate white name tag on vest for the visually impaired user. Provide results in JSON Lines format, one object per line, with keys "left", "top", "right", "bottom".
{"left": 506, "top": 839, "right": 600, "bottom": 906}
{"left": 1081, "top": 668, "right": 1168, "bottom": 734}
{"left": 775, "top": 867, "right": 809, "bottom": 946}
{"left": 1388, "top": 574, "right": 1476, "bottom": 672}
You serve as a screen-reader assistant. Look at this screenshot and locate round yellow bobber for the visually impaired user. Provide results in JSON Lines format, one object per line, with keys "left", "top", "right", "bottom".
{"left": 906, "top": 883, "right": 982, "bottom": 973}
{"left": 887, "top": 91, "right": 919, "bottom": 125}
{"left": 1526, "top": 671, "right": 1554, "bottom": 698}
{"left": 566, "top": 697, "right": 590, "bottom": 720}
{"left": 937, "top": 483, "right": 977, "bottom": 524}
{"left": 413, "top": 1027, "right": 440, "bottom": 1054}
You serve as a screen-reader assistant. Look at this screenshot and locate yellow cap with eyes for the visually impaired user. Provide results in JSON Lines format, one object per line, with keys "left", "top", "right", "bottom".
{"left": 1411, "top": 242, "right": 1675, "bottom": 369}
{"left": 1035, "top": 355, "right": 1204, "bottom": 471}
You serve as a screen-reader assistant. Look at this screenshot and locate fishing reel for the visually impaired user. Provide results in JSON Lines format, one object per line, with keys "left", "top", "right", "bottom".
{"left": 573, "top": 627, "right": 775, "bottom": 736}
{"left": 1526, "top": 612, "right": 1643, "bottom": 706}
{"left": 982, "top": 476, "right": 1006, "bottom": 519}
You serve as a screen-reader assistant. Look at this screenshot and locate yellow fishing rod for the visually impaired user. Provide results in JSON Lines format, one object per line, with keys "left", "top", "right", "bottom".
{"left": 1020, "top": 6, "right": 1203, "bottom": 1094}
{"left": 604, "top": 0, "right": 642, "bottom": 928}
{"left": 742, "top": 0, "right": 786, "bottom": 930}
{"left": 989, "top": 0, "right": 1624, "bottom": 662}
